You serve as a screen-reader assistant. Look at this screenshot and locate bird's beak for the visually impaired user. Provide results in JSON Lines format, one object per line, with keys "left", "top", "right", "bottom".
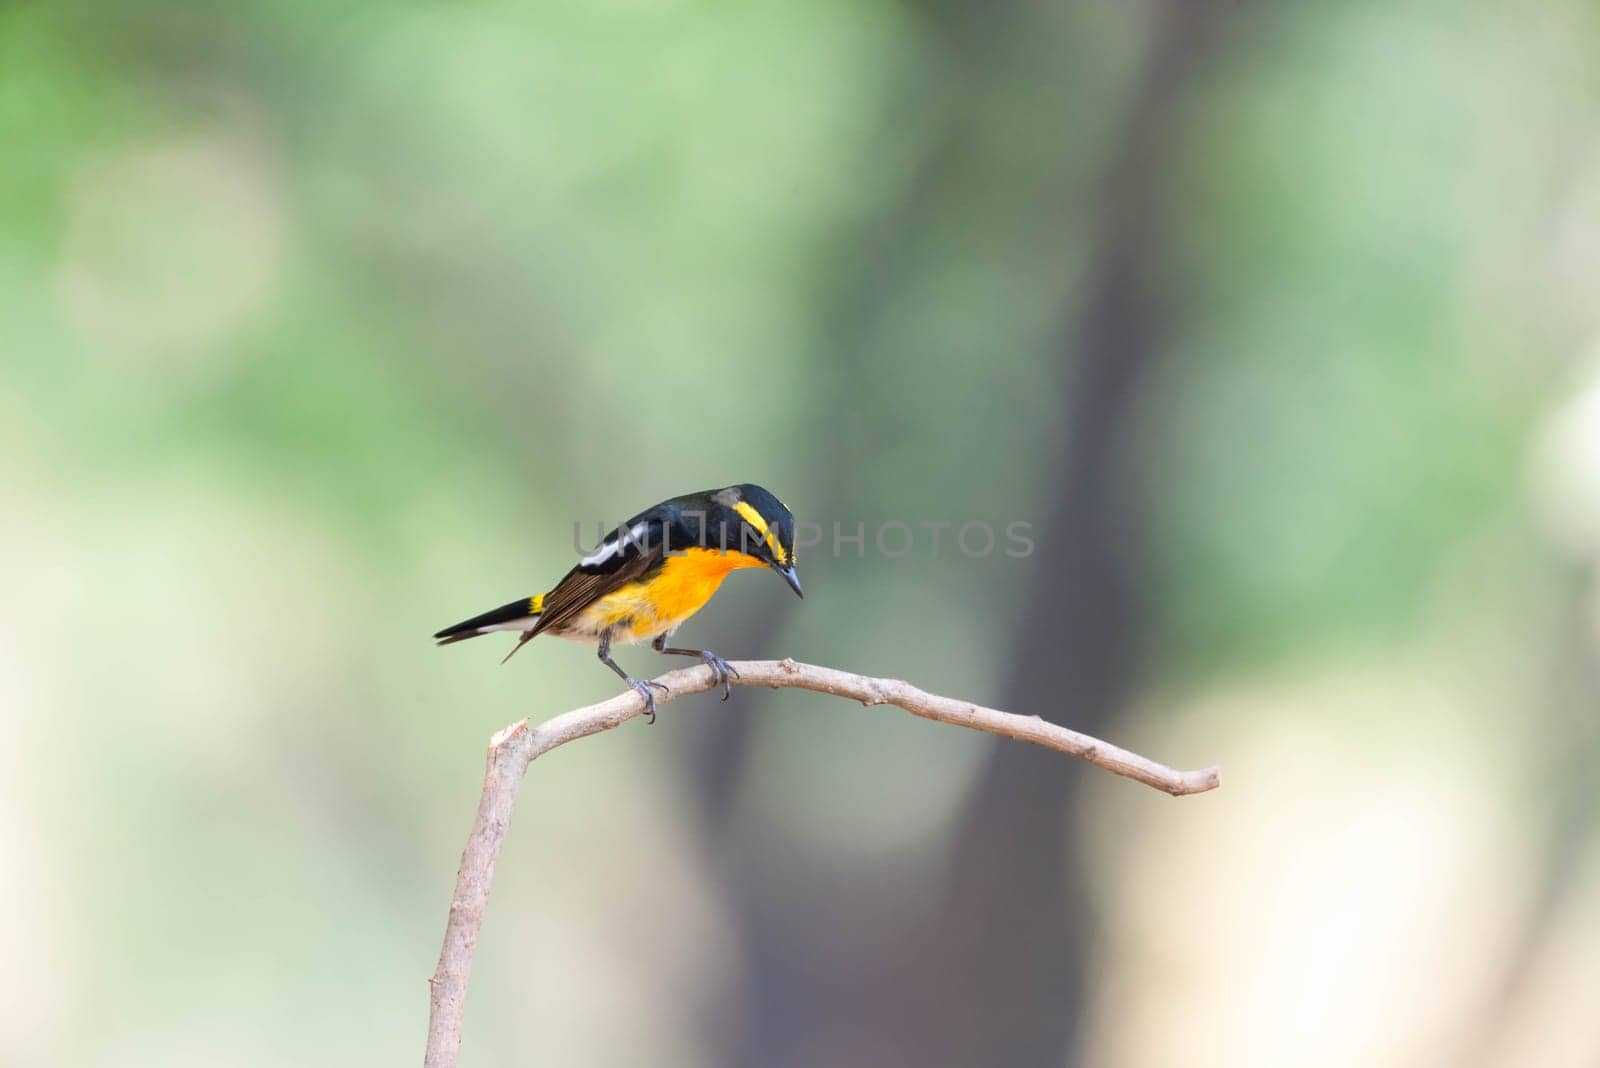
{"left": 777, "top": 564, "right": 804, "bottom": 599}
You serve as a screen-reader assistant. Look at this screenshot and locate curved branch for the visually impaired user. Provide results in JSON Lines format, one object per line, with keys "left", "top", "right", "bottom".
{"left": 424, "top": 657, "right": 1219, "bottom": 1067}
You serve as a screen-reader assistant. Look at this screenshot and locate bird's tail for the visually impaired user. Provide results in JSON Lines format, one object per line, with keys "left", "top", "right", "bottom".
{"left": 433, "top": 595, "right": 545, "bottom": 654}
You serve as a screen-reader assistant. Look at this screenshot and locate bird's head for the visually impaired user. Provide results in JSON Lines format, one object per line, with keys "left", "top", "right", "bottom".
{"left": 704, "top": 484, "right": 803, "bottom": 598}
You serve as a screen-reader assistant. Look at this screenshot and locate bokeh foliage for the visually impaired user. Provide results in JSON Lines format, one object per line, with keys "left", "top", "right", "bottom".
{"left": 4, "top": 0, "right": 1600, "bottom": 1064}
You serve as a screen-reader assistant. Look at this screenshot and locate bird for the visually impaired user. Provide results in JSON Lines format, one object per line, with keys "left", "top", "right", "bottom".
{"left": 433, "top": 484, "right": 802, "bottom": 723}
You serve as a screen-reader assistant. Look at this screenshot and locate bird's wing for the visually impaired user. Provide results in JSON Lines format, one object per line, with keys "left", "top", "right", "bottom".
{"left": 531, "top": 516, "right": 666, "bottom": 636}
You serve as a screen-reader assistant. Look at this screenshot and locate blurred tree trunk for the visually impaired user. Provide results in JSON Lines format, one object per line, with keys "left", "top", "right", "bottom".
{"left": 684, "top": 2, "right": 1231, "bottom": 1064}
{"left": 893, "top": 4, "right": 1231, "bottom": 1064}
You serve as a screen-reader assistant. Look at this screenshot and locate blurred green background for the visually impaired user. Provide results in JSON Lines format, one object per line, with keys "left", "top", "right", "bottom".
{"left": 5, "top": 0, "right": 1600, "bottom": 1064}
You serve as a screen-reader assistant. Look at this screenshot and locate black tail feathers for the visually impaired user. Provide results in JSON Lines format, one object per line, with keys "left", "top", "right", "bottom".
{"left": 433, "top": 596, "right": 540, "bottom": 645}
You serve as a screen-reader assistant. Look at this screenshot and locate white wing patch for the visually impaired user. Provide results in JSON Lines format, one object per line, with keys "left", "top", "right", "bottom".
{"left": 476, "top": 618, "right": 536, "bottom": 634}
{"left": 580, "top": 520, "right": 650, "bottom": 569}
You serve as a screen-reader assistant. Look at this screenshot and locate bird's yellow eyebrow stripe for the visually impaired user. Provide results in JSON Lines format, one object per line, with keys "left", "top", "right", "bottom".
{"left": 732, "top": 500, "right": 787, "bottom": 565}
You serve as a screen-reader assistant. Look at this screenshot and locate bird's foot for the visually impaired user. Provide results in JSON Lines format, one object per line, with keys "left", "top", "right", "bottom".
{"left": 701, "top": 651, "right": 740, "bottom": 701}
{"left": 628, "top": 677, "right": 670, "bottom": 725}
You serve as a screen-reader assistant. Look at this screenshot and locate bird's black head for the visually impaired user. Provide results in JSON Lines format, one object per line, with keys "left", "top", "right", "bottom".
{"left": 691, "top": 483, "right": 802, "bottom": 598}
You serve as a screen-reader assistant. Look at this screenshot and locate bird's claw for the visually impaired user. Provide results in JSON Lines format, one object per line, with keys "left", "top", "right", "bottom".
{"left": 629, "top": 678, "right": 670, "bottom": 725}
{"left": 702, "top": 652, "right": 740, "bottom": 701}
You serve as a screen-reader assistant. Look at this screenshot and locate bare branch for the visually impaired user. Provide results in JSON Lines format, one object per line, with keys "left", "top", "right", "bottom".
{"left": 424, "top": 657, "right": 1219, "bottom": 1067}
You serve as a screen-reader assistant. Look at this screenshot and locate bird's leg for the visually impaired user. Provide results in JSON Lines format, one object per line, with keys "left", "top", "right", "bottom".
{"left": 651, "top": 633, "right": 740, "bottom": 701}
{"left": 599, "top": 631, "right": 667, "bottom": 725}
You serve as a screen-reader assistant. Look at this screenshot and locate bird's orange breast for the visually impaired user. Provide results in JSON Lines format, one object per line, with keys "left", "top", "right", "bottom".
{"left": 579, "top": 547, "right": 764, "bottom": 642}
{"left": 644, "top": 547, "right": 763, "bottom": 620}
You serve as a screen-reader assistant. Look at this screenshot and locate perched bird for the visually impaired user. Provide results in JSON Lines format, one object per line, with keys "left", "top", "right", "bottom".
{"left": 434, "top": 484, "right": 802, "bottom": 722}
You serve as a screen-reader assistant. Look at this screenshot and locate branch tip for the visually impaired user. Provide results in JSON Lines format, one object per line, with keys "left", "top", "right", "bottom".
{"left": 489, "top": 719, "right": 528, "bottom": 748}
